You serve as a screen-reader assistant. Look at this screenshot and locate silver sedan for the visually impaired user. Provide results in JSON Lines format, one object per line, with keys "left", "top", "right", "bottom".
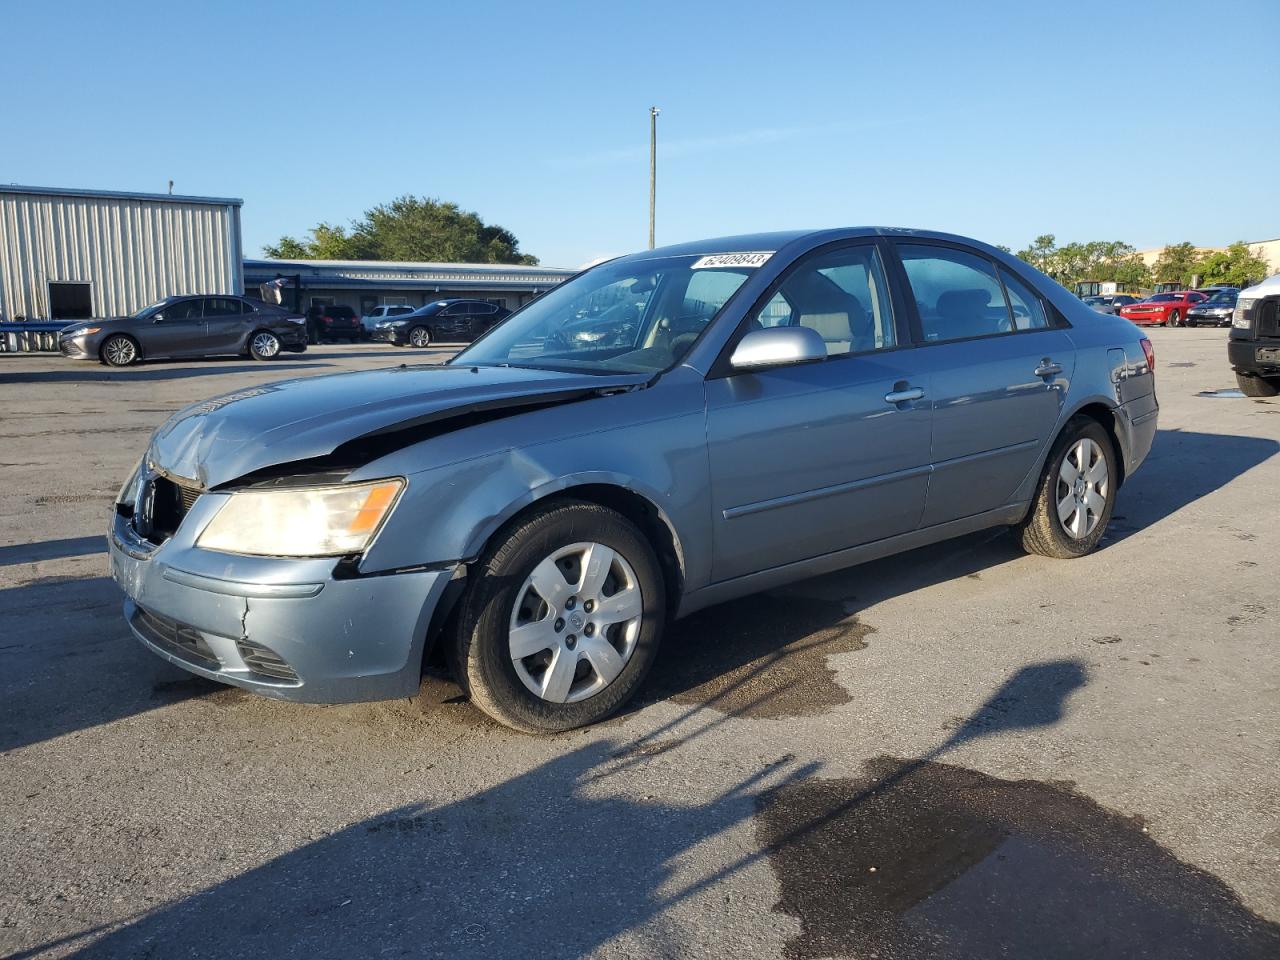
{"left": 108, "top": 228, "right": 1158, "bottom": 731}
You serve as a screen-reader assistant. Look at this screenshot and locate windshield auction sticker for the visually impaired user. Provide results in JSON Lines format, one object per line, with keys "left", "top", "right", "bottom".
{"left": 690, "top": 252, "right": 774, "bottom": 269}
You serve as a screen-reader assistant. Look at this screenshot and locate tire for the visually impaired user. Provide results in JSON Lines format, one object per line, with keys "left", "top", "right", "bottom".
{"left": 100, "top": 334, "right": 139, "bottom": 367}
{"left": 248, "top": 330, "right": 281, "bottom": 361}
{"left": 408, "top": 326, "right": 431, "bottom": 348}
{"left": 448, "top": 500, "right": 666, "bottom": 733}
{"left": 1236, "top": 373, "right": 1280, "bottom": 398}
{"left": 1018, "top": 416, "right": 1117, "bottom": 559}
{"left": 1167, "top": 310, "right": 1181, "bottom": 327}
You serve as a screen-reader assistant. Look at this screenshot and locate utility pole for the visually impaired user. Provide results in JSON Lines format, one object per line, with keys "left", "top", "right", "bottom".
{"left": 648, "top": 106, "right": 660, "bottom": 249}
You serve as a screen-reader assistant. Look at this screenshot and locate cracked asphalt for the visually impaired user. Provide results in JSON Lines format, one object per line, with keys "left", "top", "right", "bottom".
{"left": 1, "top": 332, "right": 1277, "bottom": 959}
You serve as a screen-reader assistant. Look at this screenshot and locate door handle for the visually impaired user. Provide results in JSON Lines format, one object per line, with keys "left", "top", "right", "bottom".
{"left": 1035, "top": 359, "right": 1063, "bottom": 377}
{"left": 884, "top": 386, "right": 925, "bottom": 404}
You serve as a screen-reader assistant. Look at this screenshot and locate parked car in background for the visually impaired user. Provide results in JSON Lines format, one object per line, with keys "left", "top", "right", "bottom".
{"left": 108, "top": 227, "right": 1157, "bottom": 732}
{"left": 59, "top": 295, "right": 307, "bottom": 366}
{"left": 361, "top": 304, "right": 415, "bottom": 334}
{"left": 1186, "top": 289, "right": 1239, "bottom": 327}
{"left": 317, "top": 305, "right": 363, "bottom": 342}
{"left": 1118, "top": 291, "right": 1207, "bottom": 327}
{"left": 1083, "top": 294, "right": 1142, "bottom": 315}
{"left": 371, "top": 298, "right": 511, "bottom": 347}
{"left": 1228, "top": 274, "right": 1280, "bottom": 396}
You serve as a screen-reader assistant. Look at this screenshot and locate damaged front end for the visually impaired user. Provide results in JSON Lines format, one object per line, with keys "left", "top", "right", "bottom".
{"left": 109, "top": 363, "right": 648, "bottom": 702}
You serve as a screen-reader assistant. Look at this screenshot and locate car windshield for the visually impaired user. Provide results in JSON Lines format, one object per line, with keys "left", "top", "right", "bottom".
{"left": 1205, "top": 292, "right": 1237, "bottom": 305}
{"left": 453, "top": 255, "right": 755, "bottom": 374}
{"left": 1083, "top": 296, "right": 1105, "bottom": 305}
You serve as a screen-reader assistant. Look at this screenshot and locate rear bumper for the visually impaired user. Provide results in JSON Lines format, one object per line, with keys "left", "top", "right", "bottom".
{"left": 109, "top": 511, "right": 456, "bottom": 703}
{"left": 1229, "top": 337, "right": 1280, "bottom": 376}
{"left": 1117, "top": 395, "right": 1158, "bottom": 478}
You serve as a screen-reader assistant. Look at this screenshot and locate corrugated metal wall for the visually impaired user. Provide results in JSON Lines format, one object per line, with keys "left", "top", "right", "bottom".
{"left": 0, "top": 191, "right": 243, "bottom": 320}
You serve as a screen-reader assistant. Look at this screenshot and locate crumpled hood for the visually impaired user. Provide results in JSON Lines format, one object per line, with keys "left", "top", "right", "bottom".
{"left": 150, "top": 363, "right": 649, "bottom": 488}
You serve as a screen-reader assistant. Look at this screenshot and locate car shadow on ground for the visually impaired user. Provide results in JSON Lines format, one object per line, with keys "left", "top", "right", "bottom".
{"left": 19, "top": 657, "right": 1280, "bottom": 960}
{"left": 0, "top": 535, "right": 106, "bottom": 566}
{"left": 0, "top": 362, "right": 334, "bottom": 384}
{"left": 0, "top": 576, "right": 222, "bottom": 754}
{"left": 1103, "top": 428, "right": 1278, "bottom": 542}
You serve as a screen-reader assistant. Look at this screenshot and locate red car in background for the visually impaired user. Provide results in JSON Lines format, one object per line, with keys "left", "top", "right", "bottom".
{"left": 1119, "top": 291, "right": 1207, "bottom": 327}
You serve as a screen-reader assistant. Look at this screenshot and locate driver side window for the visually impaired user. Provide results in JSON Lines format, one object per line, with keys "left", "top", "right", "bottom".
{"left": 748, "top": 245, "right": 896, "bottom": 356}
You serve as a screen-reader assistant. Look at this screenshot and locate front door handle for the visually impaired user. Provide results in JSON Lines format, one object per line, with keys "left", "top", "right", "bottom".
{"left": 1035, "top": 359, "right": 1063, "bottom": 377}
{"left": 884, "top": 386, "right": 925, "bottom": 404}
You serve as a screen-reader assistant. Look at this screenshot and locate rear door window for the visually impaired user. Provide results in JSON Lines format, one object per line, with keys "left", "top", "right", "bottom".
{"left": 897, "top": 244, "right": 1012, "bottom": 342}
{"left": 998, "top": 268, "right": 1049, "bottom": 330}
{"left": 204, "top": 298, "right": 242, "bottom": 318}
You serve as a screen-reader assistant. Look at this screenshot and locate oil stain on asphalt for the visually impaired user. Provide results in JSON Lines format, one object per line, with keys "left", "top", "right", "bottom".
{"left": 756, "top": 756, "right": 1280, "bottom": 960}
{"left": 641, "top": 594, "right": 873, "bottom": 719}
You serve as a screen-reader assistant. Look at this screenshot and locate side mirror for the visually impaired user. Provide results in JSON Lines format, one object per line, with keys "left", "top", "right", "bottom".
{"left": 152, "top": 314, "right": 165, "bottom": 323}
{"left": 729, "top": 326, "right": 827, "bottom": 371}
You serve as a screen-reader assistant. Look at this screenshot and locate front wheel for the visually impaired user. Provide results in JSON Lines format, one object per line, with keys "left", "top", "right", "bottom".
{"left": 448, "top": 500, "right": 666, "bottom": 733}
{"left": 249, "top": 330, "right": 281, "bottom": 360}
{"left": 1236, "top": 373, "right": 1280, "bottom": 398}
{"left": 1018, "top": 417, "right": 1117, "bottom": 559}
{"left": 100, "top": 335, "right": 138, "bottom": 367}
{"left": 1167, "top": 310, "right": 1181, "bottom": 327}
{"left": 408, "top": 326, "right": 431, "bottom": 348}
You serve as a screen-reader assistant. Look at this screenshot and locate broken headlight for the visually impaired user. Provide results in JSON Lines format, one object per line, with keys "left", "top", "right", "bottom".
{"left": 197, "top": 479, "right": 404, "bottom": 557}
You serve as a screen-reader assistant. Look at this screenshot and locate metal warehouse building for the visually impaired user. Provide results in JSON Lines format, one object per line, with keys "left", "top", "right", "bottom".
{"left": 0, "top": 184, "right": 243, "bottom": 322}
{"left": 242, "top": 258, "right": 575, "bottom": 316}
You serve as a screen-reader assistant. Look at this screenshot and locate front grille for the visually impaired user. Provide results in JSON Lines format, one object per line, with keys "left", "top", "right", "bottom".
{"left": 141, "top": 475, "right": 203, "bottom": 544}
{"left": 1259, "top": 298, "right": 1279, "bottom": 338}
{"left": 131, "top": 605, "right": 221, "bottom": 668}
{"left": 236, "top": 639, "right": 300, "bottom": 682}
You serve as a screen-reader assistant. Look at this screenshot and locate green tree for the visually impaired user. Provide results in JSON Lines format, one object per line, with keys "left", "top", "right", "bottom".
{"left": 263, "top": 196, "right": 538, "bottom": 264}
{"left": 1153, "top": 242, "right": 1199, "bottom": 286}
{"left": 1015, "top": 234, "right": 1058, "bottom": 276}
{"left": 1195, "top": 242, "right": 1269, "bottom": 288}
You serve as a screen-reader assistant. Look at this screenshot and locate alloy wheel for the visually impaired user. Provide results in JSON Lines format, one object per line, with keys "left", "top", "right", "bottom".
{"left": 104, "top": 336, "right": 136, "bottom": 366}
{"left": 409, "top": 327, "right": 430, "bottom": 348}
{"left": 252, "top": 332, "right": 280, "bottom": 358}
{"left": 508, "top": 541, "right": 643, "bottom": 703}
{"left": 1056, "top": 438, "right": 1108, "bottom": 539}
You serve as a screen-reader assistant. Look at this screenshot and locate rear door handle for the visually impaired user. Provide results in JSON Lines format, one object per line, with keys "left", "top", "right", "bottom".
{"left": 1035, "top": 359, "right": 1063, "bottom": 377}
{"left": 884, "top": 387, "right": 925, "bottom": 404}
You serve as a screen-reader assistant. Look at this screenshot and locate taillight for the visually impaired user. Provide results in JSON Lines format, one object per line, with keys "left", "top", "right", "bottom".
{"left": 1140, "top": 337, "right": 1155, "bottom": 372}
{"left": 322, "top": 316, "right": 333, "bottom": 325}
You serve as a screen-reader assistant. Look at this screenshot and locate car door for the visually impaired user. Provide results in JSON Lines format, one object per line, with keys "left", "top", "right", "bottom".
{"left": 437, "top": 302, "right": 470, "bottom": 340}
{"left": 202, "top": 297, "right": 251, "bottom": 354}
{"left": 144, "top": 297, "right": 205, "bottom": 357}
{"left": 890, "top": 241, "right": 1075, "bottom": 527}
{"left": 705, "top": 241, "right": 933, "bottom": 583}
{"left": 468, "top": 303, "right": 498, "bottom": 339}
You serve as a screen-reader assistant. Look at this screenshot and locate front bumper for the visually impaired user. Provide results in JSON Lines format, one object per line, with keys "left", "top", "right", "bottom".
{"left": 1187, "top": 312, "right": 1231, "bottom": 326}
{"left": 108, "top": 510, "right": 456, "bottom": 703}
{"left": 1229, "top": 337, "right": 1280, "bottom": 376}
{"left": 59, "top": 334, "right": 97, "bottom": 359}
{"left": 370, "top": 327, "right": 407, "bottom": 344}
{"left": 1120, "top": 312, "right": 1166, "bottom": 325}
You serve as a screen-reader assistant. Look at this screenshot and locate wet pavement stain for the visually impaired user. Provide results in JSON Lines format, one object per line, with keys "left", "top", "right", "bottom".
{"left": 757, "top": 756, "right": 1280, "bottom": 960}
{"left": 640, "top": 594, "right": 873, "bottom": 719}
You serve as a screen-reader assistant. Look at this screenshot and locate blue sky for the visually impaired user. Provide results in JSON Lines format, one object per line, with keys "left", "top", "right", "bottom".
{"left": 5, "top": 0, "right": 1277, "bottom": 267}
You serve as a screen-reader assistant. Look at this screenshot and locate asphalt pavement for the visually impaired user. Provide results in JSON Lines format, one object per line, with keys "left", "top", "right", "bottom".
{"left": 1, "top": 332, "right": 1277, "bottom": 959}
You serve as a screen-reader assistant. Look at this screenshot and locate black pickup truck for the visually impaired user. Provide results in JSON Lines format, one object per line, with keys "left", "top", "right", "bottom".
{"left": 1229, "top": 275, "right": 1280, "bottom": 397}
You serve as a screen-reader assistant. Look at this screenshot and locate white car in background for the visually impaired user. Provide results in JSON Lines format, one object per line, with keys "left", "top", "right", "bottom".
{"left": 361, "top": 305, "right": 415, "bottom": 334}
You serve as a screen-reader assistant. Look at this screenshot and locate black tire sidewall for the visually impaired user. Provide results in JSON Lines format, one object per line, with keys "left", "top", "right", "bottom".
{"left": 455, "top": 501, "right": 665, "bottom": 732}
{"left": 101, "top": 335, "right": 136, "bottom": 366}
{"left": 249, "top": 331, "right": 280, "bottom": 361}
{"left": 1031, "top": 418, "right": 1118, "bottom": 557}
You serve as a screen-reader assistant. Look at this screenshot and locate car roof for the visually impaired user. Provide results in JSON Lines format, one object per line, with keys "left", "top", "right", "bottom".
{"left": 610, "top": 226, "right": 1016, "bottom": 266}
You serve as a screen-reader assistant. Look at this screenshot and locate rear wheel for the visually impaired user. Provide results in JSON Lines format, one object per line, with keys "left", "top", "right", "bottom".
{"left": 1236, "top": 373, "right": 1280, "bottom": 398}
{"left": 408, "top": 326, "right": 431, "bottom": 348}
{"left": 249, "top": 330, "right": 281, "bottom": 360}
{"left": 100, "top": 335, "right": 138, "bottom": 367}
{"left": 1018, "top": 417, "right": 1116, "bottom": 559}
{"left": 448, "top": 500, "right": 665, "bottom": 733}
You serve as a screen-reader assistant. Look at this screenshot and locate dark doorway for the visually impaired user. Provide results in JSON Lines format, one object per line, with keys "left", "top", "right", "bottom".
{"left": 48, "top": 282, "right": 93, "bottom": 320}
